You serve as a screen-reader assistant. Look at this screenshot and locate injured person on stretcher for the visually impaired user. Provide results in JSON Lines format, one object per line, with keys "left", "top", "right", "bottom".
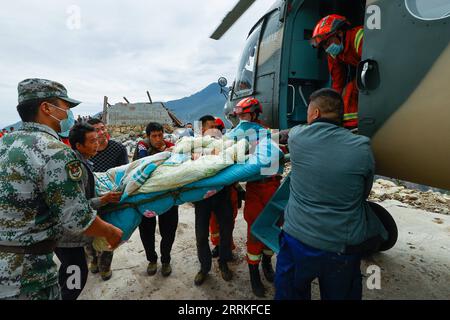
{"left": 91, "top": 129, "right": 285, "bottom": 252}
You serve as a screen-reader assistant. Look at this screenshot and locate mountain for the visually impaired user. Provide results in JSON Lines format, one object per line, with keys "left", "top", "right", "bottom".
{"left": 2, "top": 121, "right": 22, "bottom": 132}
{"left": 165, "top": 82, "right": 228, "bottom": 125}
{"left": 3, "top": 83, "right": 228, "bottom": 130}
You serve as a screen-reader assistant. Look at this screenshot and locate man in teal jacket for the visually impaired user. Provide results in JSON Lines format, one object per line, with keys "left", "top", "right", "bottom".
{"left": 275, "top": 88, "right": 387, "bottom": 300}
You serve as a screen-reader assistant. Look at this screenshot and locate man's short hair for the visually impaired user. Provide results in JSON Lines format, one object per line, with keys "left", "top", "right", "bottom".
{"left": 309, "top": 88, "right": 344, "bottom": 124}
{"left": 199, "top": 115, "right": 215, "bottom": 127}
{"left": 145, "top": 122, "right": 163, "bottom": 135}
{"left": 16, "top": 97, "right": 59, "bottom": 122}
{"left": 87, "top": 118, "right": 103, "bottom": 126}
{"left": 69, "top": 122, "right": 96, "bottom": 150}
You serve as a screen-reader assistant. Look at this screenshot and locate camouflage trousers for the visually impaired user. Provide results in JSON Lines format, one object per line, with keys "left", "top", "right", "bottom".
{"left": 1, "top": 283, "right": 61, "bottom": 300}
{"left": 84, "top": 244, "right": 114, "bottom": 272}
{"left": 0, "top": 252, "right": 61, "bottom": 300}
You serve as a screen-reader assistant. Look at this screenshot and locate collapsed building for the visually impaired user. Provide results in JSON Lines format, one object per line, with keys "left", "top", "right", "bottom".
{"left": 101, "top": 93, "right": 183, "bottom": 136}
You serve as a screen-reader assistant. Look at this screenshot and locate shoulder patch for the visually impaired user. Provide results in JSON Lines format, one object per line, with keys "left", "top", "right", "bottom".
{"left": 66, "top": 160, "right": 83, "bottom": 182}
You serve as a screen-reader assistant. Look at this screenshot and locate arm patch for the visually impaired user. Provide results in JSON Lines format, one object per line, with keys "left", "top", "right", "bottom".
{"left": 66, "top": 160, "right": 83, "bottom": 182}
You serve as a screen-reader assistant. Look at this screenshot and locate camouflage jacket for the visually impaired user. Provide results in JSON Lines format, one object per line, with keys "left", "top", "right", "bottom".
{"left": 57, "top": 150, "right": 102, "bottom": 248}
{"left": 0, "top": 122, "right": 96, "bottom": 299}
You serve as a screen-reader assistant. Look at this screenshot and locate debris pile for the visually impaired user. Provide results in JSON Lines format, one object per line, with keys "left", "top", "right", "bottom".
{"left": 370, "top": 179, "right": 450, "bottom": 215}
{"left": 111, "top": 125, "right": 178, "bottom": 159}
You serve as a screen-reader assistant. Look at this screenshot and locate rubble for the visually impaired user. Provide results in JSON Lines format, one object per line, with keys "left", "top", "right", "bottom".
{"left": 370, "top": 179, "right": 450, "bottom": 215}
{"left": 281, "top": 166, "right": 449, "bottom": 216}
{"left": 109, "top": 124, "right": 178, "bottom": 160}
{"left": 109, "top": 132, "right": 141, "bottom": 160}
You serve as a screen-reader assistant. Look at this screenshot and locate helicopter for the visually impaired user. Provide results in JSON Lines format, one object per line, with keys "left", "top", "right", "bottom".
{"left": 212, "top": 0, "right": 450, "bottom": 192}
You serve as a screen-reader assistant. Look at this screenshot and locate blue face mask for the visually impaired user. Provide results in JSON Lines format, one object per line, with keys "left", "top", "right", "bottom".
{"left": 49, "top": 104, "right": 75, "bottom": 134}
{"left": 326, "top": 42, "right": 344, "bottom": 57}
{"left": 59, "top": 130, "right": 70, "bottom": 138}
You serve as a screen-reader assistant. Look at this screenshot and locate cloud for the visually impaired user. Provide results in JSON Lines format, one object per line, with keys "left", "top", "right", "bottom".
{"left": 0, "top": 0, "right": 274, "bottom": 128}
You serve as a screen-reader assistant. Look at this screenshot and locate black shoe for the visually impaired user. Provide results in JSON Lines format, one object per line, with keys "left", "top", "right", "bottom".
{"left": 194, "top": 271, "right": 208, "bottom": 286}
{"left": 161, "top": 263, "right": 172, "bottom": 277}
{"left": 147, "top": 262, "right": 157, "bottom": 276}
{"left": 248, "top": 264, "right": 266, "bottom": 297}
{"left": 230, "top": 252, "right": 238, "bottom": 262}
{"left": 261, "top": 254, "right": 275, "bottom": 283}
{"left": 219, "top": 263, "right": 233, "bottom": 282}
{"left": 211, "top": 245, "right": 220, "bottom": 258}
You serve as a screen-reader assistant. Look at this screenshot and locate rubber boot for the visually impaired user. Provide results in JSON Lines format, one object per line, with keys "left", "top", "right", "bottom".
{"left": 100, "top": 269, "right": 112, "bottom": 281}
{"left": 89, "top": 258, "right": 99, "bottom": 274}
{"left": 248, "top": 264, "right": 265, "bottom": 297}
{"left": 261, "top": 254, "right": 275, "bottom": 283}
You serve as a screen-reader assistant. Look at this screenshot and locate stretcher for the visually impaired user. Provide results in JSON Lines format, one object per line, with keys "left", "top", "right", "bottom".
{"left": 92, "top": 132, "right": 285, "bottom": 251}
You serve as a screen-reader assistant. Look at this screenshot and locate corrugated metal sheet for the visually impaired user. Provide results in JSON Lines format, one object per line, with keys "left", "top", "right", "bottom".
{"left": 107, "top": 102, "right": 173, "bottom": 126}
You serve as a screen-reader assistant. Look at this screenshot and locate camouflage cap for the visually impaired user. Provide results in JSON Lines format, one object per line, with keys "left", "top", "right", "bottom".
{"left": 18, "top": 78, "right": 81, "bottom": 108}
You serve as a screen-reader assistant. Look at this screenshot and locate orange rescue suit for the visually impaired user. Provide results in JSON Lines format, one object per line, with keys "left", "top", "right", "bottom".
{"left": 244, "top": 121, "right": 281, "bottom": 264}
{"left": 327, "top": 26, "right": 364, "bottom": 128}
{"left": 244, "top": 177, "right": 280, "bottom": 264}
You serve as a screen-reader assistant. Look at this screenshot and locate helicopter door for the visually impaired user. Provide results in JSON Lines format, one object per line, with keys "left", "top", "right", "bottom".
{"left": 357, "top": 0, "right": 450, "bottom": 189}
{"left": 281, "top": 0, "right": 329, "bottom": 129}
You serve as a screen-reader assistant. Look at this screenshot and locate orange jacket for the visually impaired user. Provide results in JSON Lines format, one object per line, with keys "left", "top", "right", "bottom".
{"left": 327, "top": 26, "right": 364, "bottom": 93}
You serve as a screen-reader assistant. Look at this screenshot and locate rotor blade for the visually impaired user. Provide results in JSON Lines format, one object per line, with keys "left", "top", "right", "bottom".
{"left": 210, "top": 0, "right": 257, "bottom": 40}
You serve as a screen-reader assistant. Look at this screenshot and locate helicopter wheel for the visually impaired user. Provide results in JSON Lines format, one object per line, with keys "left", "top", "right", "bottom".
{"left": 368, "top": 201, "right": 398, "bottom": 252}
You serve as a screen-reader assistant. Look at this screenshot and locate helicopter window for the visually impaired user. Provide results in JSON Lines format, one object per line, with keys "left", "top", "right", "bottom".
{"left": 405, "top": 0, "right": 450, "bottom": 20}
{"left": 234, "top": 23, "right": 262, "bottom": 95}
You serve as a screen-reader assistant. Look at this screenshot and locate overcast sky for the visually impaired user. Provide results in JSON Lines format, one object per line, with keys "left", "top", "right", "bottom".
{"left": 0, "top": 0, "right": 274, "bottom": 128}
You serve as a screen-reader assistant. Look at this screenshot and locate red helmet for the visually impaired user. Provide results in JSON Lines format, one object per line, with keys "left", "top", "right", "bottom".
{"left": 215, "top": 117, "right": 225, "bottom": 131}
{"left": 233, "top": 97, "right": 262, "bottom": 115}
{"left": 310, "top": 14, "right": 350, "bottom": 48}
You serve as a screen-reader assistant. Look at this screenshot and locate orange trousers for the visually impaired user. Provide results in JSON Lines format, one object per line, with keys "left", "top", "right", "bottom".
{"left": 209, "top": 186, "right": 238, "bottom": 249}
{"left": 244, "top": 178, "right": 280, "bottom": 265}
{"left": 342, "top": 79, "right": 359, "bottom": 129}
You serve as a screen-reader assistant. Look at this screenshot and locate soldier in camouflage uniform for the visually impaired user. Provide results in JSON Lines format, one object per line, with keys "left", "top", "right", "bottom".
{"left": 55, "top": 122, "right": 123, "bottom": 300}
{"left": 0, "top": 78, "right": 123, "bottom": 300}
